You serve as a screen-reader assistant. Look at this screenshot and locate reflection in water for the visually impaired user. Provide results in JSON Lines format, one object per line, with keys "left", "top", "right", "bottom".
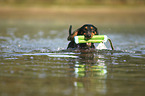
{"left": 74, "top": 54, "right": 107, "bottom": 78}
{"left": 71, "top": 52, "right": 107, "bottom": 94}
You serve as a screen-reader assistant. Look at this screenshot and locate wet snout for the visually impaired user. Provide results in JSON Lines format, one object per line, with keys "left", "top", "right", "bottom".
{"left": 84, "top": 32, "right": 93, "bottom": 40}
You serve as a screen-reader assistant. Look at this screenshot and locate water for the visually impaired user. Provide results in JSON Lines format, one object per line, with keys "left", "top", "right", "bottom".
{"left": 0, "top": 7, "right": 145, "bottom": 96}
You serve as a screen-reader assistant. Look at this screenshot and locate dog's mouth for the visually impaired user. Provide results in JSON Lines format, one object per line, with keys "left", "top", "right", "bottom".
{"left": 84, "top": 33, "right": 94, "bottom": 47}
{"left": 85, "top": 35, "right": 92, "bottom": 47}
{"left": 86, "top": 42, "right": 92, "bottom": 47}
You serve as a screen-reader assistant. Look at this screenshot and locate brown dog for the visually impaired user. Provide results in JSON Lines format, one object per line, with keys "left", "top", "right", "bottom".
{"left": 67, "top": 24, "right": 99, "bottom": 49}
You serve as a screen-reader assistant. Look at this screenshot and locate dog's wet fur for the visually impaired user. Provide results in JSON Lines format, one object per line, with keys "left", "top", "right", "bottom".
{"left": 67, "top": 24, "right": 99, "bottom": 50}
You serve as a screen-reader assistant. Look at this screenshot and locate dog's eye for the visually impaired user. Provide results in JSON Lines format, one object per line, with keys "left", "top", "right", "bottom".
{"left": 85, "top": 26, "right": 88, "bottom": 30}
{"left": 91, "top": 27, "right": 93, "bottom": 29}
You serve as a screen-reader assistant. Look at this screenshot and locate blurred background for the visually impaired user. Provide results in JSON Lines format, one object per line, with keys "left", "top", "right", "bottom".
{"left": 0, "top": 0, "right": 145, "bottom": 6}
{"left": 0, "top": 0, "right": 145, "bottom": 50}
{"left": 0, "top": 0, "right": 145, "bottom": 33}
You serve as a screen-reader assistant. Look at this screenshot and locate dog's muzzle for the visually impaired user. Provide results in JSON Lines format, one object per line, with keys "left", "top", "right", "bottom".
{"left": 85, "top": 34, "right": 93, "bottom": 47}
{"left": 85, "top": 33, "right": 92, "bottom": 39}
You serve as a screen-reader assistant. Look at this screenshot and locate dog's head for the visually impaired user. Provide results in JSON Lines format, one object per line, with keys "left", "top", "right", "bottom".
{"left": 78, "top": 24, "right": 99, "bottom": 40}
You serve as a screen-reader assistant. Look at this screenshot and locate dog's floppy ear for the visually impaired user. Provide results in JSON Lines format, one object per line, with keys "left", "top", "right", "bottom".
{"left": 77, "top": 25, "right": 86, "bottom": 35}
{"left": 93, "top": 26, "right": 99, "bottom": 35}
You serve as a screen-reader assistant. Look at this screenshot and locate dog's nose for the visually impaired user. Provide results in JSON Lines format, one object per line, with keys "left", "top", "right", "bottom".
{"left": 86, "top": 34, "right": 91, "bottom": 38}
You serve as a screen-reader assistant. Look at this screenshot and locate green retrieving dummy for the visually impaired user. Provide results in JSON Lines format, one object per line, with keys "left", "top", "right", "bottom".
{"left": 74, "top": 35, "right": 108, "bottom": 44}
